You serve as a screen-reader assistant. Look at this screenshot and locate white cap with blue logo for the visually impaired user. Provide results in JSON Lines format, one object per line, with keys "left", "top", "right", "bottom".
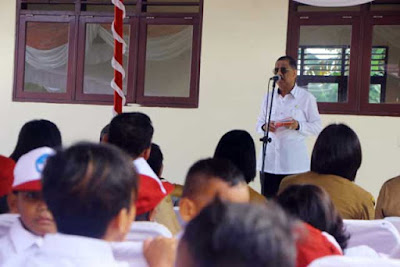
{"left": 13, "top": 147, "right": 55, "bottom": 191}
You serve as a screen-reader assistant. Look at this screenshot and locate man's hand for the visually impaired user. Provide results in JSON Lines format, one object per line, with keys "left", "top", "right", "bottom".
{"left": 143, "top": 237, "right": 177, "bottom": 267}
{"left": 286, "top": 119, "right": 299, "bottom": 130}
{"left": 262, "top": 121, "right": 276, "bottom": 133}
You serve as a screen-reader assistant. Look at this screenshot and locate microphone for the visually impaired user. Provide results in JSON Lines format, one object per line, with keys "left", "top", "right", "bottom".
{"left": 270, "top": 75, "right": 281, "bottom": 82}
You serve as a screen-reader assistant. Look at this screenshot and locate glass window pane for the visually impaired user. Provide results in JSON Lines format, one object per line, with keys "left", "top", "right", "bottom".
{"left": 369, "top": 25, "right": 400, "bottom": 104}
{"left": 83, "top": 4, "right": 137, "bottom": 13}
{"left": 144, "top": 25, "right": 193, "bottom": 97}
{"left": 24, "top": 22, "right": 69, "bottom": 93}
{"left": 25, "top": 4, "right": 75, "bottom": 11}
{"left": 297, "top": 5, "right": 360, "bottom": 12}
{"left": 298, "top": 25, "right": 352, "bottom": 103}
{"left": 307, "top": 83, "right": 338, "bottom": 102}
{"left": 83, "top": 23, "right": 130, "bottom": 95}
{"left": 369, "top": 84, "right": 381, "bottom": 103}
{"left": 146, "top": 6, "right": 199, "bottom": 13}
{"left": 370, "top": 4, "right": 400, "bottom": 11}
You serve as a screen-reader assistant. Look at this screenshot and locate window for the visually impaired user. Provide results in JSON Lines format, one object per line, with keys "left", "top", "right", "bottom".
{"left": 14, "top": 0, "right": 203, "bottom": 108}
{"left": 287, "top": 0, "right": 400, "bottom": 116}
{"left": 297, "top": 45, "right": 388, "bottom": 103}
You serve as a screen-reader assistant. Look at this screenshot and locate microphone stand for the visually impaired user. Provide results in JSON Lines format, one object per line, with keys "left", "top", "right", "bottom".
{"left": 259, "top": 77, "right": 278, "bottom": 193}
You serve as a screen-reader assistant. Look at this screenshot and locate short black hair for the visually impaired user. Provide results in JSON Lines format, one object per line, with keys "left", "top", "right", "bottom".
{"left": 181, "top": 199, "right": 296, "bottom": 267}
{"left": 214, "top": 130, "right": 256, "bottom": 184}
{"left": 311, "top": 123, "right": 362, "bottom": 181}
{"left": 42, "top": 143, "right": 138, "bottom": 239}
{"left": 182, "top": 158, "right": 246, "bottom": 199}
{"left": 277, "top": 55, "right": 297, "bottom": 70}
{"left": 10, "top": 119, "right": 62, "bottom": 162}
{"left": 277, "top": 184, "right": 350, "bottom": 250}
{"left": 108, "top": 112, "right": 154, "bottom": 158}
{"left": 147, "top": 143, "right": 163, "bottom": 177}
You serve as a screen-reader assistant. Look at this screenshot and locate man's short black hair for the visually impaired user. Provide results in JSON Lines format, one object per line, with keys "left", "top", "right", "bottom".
{"left": 311, "top": 123, "right": 362, "bottom": 181}
{"left": 277, "top": 55, "right": 297, "bottom": 70}
{"left": 147, "top": 143, "right": 163, "bottom": 177}
{"left": 214, "top": 130, "right": 256, "bottom": 184}
{"left": 181, "top": 199, "right": 296, "bottom": 267}
{"left": 42, "top": 142, "right": 138, "bottom": 239}
{"left": 108, "top": 112, "right": 154, "bottom": 158}
{"left": 182, "top": 158, "right": 246, "bottom": 199}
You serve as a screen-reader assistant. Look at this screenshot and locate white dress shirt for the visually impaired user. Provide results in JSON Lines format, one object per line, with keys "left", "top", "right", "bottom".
{"left": 111, "top": 241, "right": 148, "bottom": 267}
{"left": 0, "top": 217, "right": 43, "bottom": 265}
{"left": 3, "top": 233, "right": 129, "bottom": 267}
{"left": 256, "top": 84, "right": 322, "bottom": 174}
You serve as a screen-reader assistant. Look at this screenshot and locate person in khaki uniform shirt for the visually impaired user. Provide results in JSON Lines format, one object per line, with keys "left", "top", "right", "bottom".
{"left": 213, "top": 130, "right": 266, "bottom": 205}
{"left": 147, "top": 143, "right": 181, "bottom": 235}
{"left": 375, "top": 175, "right": 400, "bottom": 219}
{"left": 279, "top": 124, "right": 375, "bottom": 220}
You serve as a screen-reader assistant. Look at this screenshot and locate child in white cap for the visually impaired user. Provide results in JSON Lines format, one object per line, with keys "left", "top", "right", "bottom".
{"left": 0, "top": 147, "right": 56, "bottom": 264}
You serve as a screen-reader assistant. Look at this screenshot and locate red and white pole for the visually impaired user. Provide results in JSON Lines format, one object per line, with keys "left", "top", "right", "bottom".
{"left": 111, "top": 0, "right": 126, "bottom": 115}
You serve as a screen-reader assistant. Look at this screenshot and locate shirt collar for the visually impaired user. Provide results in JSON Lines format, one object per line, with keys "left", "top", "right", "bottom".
{"left": 278, "top": 84, "right": 299, "bottom": 99}
{"left": 291, "top": 84, "right": 300, "bottom": 98}
{"left": 133, "top": 157, "right": 167, "bottom": 194}
{"left": 41, "top": 233, "right": 117, "bottom": 262}
{"left": 9, "top": 217, "right": 43, "bottom": 253}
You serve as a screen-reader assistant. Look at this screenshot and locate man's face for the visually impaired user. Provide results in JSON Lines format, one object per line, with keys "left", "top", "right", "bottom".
{"left": 15, "top": 191, "right": 57, "bottom": 236}
{"left": 275, "top": 59, "right": 297, "bottom": 89}
{"left": 180, "top": 178, "right": 250, "bottom": 222}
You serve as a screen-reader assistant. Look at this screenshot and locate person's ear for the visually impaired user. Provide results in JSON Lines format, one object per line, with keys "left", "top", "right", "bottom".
{"left": 179, "top": 197, "right": 198, "bottom": 223}
{"left": 142, "top": 147, "right": 151, "bottom": 160}
{"left": 101, "top": 134, "right": 109, "bottom": 143}
{"left": 7, "top": 193, "right": 18, "bottom": 214}
{"left": 104, "top": 207, "right": 135, "bottom": 242}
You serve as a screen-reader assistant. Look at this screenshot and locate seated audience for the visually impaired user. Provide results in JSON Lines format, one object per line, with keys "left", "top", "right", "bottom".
{"left": 0, "top": 156, "right": 15, "bottom": 214}
{"left": 375, "top": 175, "right": 400, "bottom": 219}
{"left": 3, "top": 143, "right": 157, "bottom": 266}
{"left": 176, "top": 199, "right": 296, "bottom": 267}
{"left": 147, "top": 143, "right": 181, "bottom": 235}
{"left": 277, "top": 184, "right": 350, "bottom": 251}
{"left": 0, "top": 147, "right": 57, "bottom": 264}
{"left": 108, "top": 112, "right": 174, "bottom": 224}
{"left": 279, "top": 123, "right": 375, "bottom": 220}
{"left": 179, "top": 158, "right": 250, "bottom": 224}
{"left": 10, "top": 119, "right": 62, "bottom": 162}
{"left": 213, "top": 129, "right": 266, "bottom": 204}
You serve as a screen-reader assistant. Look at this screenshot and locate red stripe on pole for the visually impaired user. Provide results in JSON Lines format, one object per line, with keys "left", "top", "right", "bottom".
{"left": 114, "top": 1, "right": 123, "bottom": 114}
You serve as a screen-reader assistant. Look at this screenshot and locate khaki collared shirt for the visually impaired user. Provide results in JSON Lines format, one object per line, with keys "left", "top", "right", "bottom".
{"left": 375, "top": 175, "right": 400, "bottom": 219}
{"left": 279, "top": 171, "right": 375, "bottom": 220}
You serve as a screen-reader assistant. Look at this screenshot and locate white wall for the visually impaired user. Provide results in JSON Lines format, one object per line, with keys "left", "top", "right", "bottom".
{"left": 0, "top": 0, "right": 399, "bottom": 199}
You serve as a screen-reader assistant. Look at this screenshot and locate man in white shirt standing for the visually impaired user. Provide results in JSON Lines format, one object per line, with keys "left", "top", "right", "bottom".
{"left": 0, "top": 147, "right": 57, "bottom": 264}
{"left": 256, "top": 56, "right": 322, "bottom": 198}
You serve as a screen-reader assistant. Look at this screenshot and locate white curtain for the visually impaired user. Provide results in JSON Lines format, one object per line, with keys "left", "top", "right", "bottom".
{"left": 24, "top": 24, "right": 193, "bottom": 93}
{"left": 293, "top": 0, "right": 373, "bottom": 7}
{"left": 26, "top": 24, "right": 192, "bottom": 69}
